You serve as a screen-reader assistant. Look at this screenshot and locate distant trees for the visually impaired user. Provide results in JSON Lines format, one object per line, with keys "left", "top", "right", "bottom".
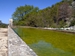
{"left": 12, "top": 5, "right": 39, "bottom": 26}
{"left": 57, "top": 2, "right": 71, "bottom": 27}
{"left": 12, "top": 0, "right": 75, "bottom": 27}
{"left": 70, "top": 19, "right": 75, "bottom": 26}
{"left": 0, "top": 20, "right": 7, "bottom": 28}
{"left": 58, "top": 2, "right": 69, "bottom": 19}
{"left": 0, "top": 20, "right": 2, "bottom": 24}
{"left": 62, "top": 0, "right": 73, "bottom": 5}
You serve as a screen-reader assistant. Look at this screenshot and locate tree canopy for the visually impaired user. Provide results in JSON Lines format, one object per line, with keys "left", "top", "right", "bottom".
{"left": 12, "top": 0, "right": 75, "bottom": 27}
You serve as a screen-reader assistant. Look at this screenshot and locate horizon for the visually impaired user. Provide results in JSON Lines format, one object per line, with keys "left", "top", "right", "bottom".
{"left": 0, "top": 0, "right": 62, "bottom": 24}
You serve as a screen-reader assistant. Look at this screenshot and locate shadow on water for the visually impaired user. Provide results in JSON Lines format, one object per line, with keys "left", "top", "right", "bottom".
{"left": 29, "top": 40, "right": 75, "bottom": 56}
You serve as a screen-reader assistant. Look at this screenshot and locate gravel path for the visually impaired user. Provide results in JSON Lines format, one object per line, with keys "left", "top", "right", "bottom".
{"left": 0, "top": 28, "right": 8, "bottom": 56}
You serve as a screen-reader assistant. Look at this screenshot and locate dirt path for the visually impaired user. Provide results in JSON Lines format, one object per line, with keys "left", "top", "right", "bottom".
{"left": 0, "top": 28, "right": 8, "bottom": 56}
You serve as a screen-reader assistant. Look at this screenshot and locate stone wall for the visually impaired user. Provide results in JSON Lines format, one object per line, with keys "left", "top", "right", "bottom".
{"left": 8, "top": 26, "right": 37, "bottom": 56}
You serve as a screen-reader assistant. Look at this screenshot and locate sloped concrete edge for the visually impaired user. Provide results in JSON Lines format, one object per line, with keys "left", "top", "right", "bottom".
{"left": 8, "top": 26, "right": 37, "bottom": 56}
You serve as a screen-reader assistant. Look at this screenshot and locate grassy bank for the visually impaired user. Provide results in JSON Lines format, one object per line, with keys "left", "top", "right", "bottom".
{"left": 14, "top": 27, "right": 75, "bottom": 56}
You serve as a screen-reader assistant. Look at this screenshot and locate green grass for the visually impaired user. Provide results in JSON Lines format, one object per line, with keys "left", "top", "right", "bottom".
{"left": 14, "top": 27, "right": 75, "bottom": 56}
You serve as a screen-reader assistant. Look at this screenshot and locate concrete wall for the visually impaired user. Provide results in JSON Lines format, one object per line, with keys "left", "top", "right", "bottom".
{"left": 8, "top": 26, "right": 37, "bottom": 56}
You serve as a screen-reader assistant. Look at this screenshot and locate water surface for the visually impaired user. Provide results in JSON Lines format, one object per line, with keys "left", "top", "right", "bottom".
{"left": 14, "top": 28, "right": 75, "bottom": 56}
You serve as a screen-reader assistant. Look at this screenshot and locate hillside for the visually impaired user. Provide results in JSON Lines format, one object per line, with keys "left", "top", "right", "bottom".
{"left": 12, "top": 0, "right": 75, "bottom": 28}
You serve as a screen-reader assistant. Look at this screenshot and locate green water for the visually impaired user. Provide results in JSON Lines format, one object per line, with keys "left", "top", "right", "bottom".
{"left": 29, "top": 40, "right": 75, "bottom": 56}
{"left": 14, "top": 28, "right": 75, "bottom": 56}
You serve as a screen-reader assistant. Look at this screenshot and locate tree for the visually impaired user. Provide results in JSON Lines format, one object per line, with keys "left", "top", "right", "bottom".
{"left": 70, "top": 19, "right": 75, "bottom": 26}
{"left": 58, "top": 2, "right": 69, "bottom": 21}
{"left": 57, "top": 2, "right": 72, "bottom": 27}
{"left": 12, "top": 5, "right": 39, "bottom": 26}
{"left": 12, "top": 0, "right": 73, "bottom": 27}
{"left": 13, "top": 5, "right": 34, "bottom": 20}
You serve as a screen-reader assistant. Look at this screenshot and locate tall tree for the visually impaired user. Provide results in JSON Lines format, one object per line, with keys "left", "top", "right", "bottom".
{"left": 12, "top": 5, "right": 39, "bottom": 25}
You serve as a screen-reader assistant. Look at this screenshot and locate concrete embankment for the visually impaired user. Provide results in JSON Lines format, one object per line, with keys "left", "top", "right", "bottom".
{"left": 8, "top": 26, "right": 37, "bottom": 56}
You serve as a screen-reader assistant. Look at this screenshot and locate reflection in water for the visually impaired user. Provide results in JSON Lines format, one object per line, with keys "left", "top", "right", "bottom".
{"left": 29, "top": 41, "right": 74, "bottom": 56}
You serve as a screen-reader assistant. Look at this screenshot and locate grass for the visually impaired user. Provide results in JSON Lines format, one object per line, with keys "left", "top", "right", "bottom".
{"left": 14, "top": 27, "right": 75, "bottom": 56}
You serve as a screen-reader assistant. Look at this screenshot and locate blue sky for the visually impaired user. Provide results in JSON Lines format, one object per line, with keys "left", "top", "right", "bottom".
{"left": 0, "top": 0, "right": 62, "bottom": 24}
